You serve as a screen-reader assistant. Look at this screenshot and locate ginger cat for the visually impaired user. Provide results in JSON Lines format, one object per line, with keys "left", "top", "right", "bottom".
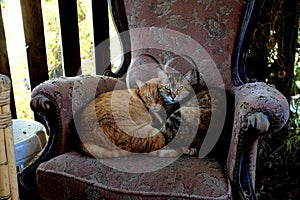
{"left": 77, "top": 79, "right": 179, "bottom": 158}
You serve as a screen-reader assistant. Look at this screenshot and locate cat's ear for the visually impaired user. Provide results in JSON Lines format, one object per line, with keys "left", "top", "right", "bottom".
{"left": 157, "top": 69, "right": 168, "bottom": 81}
{"left": 136, "top": 80, "right": 146, "bottom": 89}
{"left": 163, "top": 63, "right": 177, "bottom": 75}
{"left": 198, "top": 72, "right": 206, "bottom": 86}
{"left": 163, "top": 58, "right": 178, "bottom": 75}
{"left": 184, "top": 69, "right": 195, "bottom": 83}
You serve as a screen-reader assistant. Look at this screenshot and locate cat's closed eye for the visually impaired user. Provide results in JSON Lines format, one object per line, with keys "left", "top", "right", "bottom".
{"left": 177, "top": 86, "right": 184, "bottom": 91}
{"left": 146, "top": 93, "right": 151, "bottom": 99}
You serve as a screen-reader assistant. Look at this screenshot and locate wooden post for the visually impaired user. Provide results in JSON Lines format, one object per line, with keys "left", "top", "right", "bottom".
{"left": 92, "top": 0, "right": 110, "bottom": 75}
{"left": 0, "top": 126, "right": 10, "bottom": 199}
{"left": 58, "top": 0, "right": 81, "bottom": 76}
{"left": 0, "top": 6, "right": 17, "bottom": 118}
{"left": 20, "top": 0, "right": 49, "bottom": 90}
{"left": 0, "top": 75, "right": 19, "bottom": 200}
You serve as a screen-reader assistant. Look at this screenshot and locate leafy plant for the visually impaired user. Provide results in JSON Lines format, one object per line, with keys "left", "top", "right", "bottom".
{"left": 250, "top": 0, "right": 300, "bottom": 199}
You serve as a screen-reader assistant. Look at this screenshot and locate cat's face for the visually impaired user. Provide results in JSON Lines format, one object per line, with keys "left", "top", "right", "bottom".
{"left": 158, "top": 69, "right": 194, "bottom": 104}
{"left": 136, "top": 80, "right": 164, "bottom": 112}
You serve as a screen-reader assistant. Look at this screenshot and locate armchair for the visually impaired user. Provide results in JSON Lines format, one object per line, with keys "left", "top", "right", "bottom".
{"left": 18, "top": 0, "right": 289, "bottom": 199}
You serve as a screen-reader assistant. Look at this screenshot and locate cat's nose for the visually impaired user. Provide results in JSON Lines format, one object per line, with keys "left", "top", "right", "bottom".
{"left": 171, "top": 94, "right": 176, "bottom": 100}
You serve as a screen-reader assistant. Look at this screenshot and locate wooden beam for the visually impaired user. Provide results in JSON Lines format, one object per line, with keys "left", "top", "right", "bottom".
{"left": 0, "top": 6, "right": 17, "bottom": 118}
{"left": 0, "top": 7, "right": 10, "bottom": 76}
{"left": 58, "top": 0, "right": 81, "bottom": 76}
{"left": 20, "top": 0, "right": 49, "bottom": 89}
{"left": 91, "top": 0, "right": 110, "bottom": 75}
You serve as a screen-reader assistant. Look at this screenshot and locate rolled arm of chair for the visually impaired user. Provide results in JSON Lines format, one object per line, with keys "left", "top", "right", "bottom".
{"left": 18, "top": 75, "right": 121, "bottom": 196}
{"left": 227, "top": 82, "right": 289, "bottom": 200}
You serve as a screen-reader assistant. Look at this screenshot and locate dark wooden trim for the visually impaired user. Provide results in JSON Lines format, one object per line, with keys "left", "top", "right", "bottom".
{"left": 0, "top": 6, "right": 17, "bottom": 118}
{"left": 107, "top": 0, "right": 131, "bottom": 77}
{"left": 19, "top": 94, "right": 63, "bottom": 200}
{"left": 92, "top": 0, "right": 110, "bottom": 75}
{"left": 58, "top": 0, "right": 81, "bottom": 76}
{"left": 232, "top": 0, "right": 258, "bottom": 86}
{"left": 20, "top": 0, "right": 49, "bottom": 90}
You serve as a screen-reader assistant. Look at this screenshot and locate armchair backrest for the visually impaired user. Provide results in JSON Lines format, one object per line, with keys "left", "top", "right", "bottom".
{"left": 107, "top": 0, "right": 254, "bottom": 90}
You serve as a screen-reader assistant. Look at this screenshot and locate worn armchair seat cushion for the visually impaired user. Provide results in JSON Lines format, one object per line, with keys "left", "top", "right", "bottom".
{"left": 37, "top": 151, "right": 232, "bottom": 200}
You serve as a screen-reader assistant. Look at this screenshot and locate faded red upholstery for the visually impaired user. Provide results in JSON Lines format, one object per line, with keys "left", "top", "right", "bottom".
{"left": 32, "top": 76, "right": 232, "bottom": 199}
{"left": 37, "top": 151, "right": 231, "bottom": 200}
{"left": 123, "top": 0, "right": 243, "bottom": 89}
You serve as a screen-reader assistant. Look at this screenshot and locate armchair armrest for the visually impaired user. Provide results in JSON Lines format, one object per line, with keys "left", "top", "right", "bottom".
{"left": 18, "top": 75, "right": 121, "bottom": 195}
{"left": 227, "top": 82, "right": 289, "bottom": 199}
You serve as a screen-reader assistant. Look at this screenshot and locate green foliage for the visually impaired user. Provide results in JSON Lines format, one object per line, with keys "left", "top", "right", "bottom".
{"left": 247, "top": 0, "right": 300, "bottom": 199}
{"left": 42, "top": 0, "right": 95, "bottom": 77}
{"left": 41, "top": 0, "right": 121, "bottom": 76}
{"left": 76, "top": 0, "right": 94, "bottom": 75}
{"left": 292, "top": 28, "right": 300, "bottom": 96}
{"left": 41, "top": 0, "right": 62, "bottom": 78}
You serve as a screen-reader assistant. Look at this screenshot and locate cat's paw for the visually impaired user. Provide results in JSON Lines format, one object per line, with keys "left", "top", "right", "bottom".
{"left": 182, "top": 148, "right": 198, "bottom": 156}
{"left": 148, "top": 148, "right": 179, "bottom": 157}
{"left": 242, "top": 112, "right": 270, "bottom": 134}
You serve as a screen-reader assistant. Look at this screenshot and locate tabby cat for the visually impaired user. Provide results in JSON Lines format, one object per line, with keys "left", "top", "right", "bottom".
{"left": 77, "top": 79, "right": 179, "bottom": 158}
{"left": 156, "top": 57, "right": 221, "bottom": 156}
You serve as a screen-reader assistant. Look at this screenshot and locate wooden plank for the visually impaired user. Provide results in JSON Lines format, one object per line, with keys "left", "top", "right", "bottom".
{"left": 0, "top": 7, "right": 10, "bottom": 76}
{"left": 91, "top": 0, "right": 110, "bottom": 75}
{"left": 58, "top": 0, "right": 81, "bottom": 76}
{"left": 20, "top": 0, "right": 49, "bottom": 90}
{"left": 0, "top": 6, "right": 17, "bottom": 118}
